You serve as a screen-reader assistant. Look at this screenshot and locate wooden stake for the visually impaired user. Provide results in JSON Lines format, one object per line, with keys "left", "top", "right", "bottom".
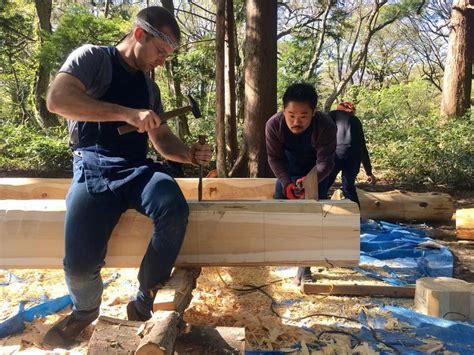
{"left": 302, "top": 283, "right": 415, "bottom": 298}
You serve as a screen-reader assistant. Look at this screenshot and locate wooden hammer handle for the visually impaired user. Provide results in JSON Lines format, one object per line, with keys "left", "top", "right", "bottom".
{"left": 117, "top": 105, "right": 192, "bottom": 135}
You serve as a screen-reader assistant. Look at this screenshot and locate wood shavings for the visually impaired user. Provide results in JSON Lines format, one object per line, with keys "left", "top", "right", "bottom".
{"left": 1, "top": 265, "right": 446, "bottom": 353}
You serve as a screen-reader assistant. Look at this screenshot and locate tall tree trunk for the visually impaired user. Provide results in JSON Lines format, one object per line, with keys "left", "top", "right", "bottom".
{"left": 244, "top": 0, "right": 277, "bottom": 177}
{"left": 441, "top": 0, "right": 473, "bottom": 117}
{"left": 216, "top": 0, "right": 228, "bottom": 177}
{"left": 225, "top": 0, "right": 238, "bottom": 165}
{"left": 161, "top": 0, "right": 190, "bottom": 139}
{"left": 104, "top": 0, "right": 111, "bottom": 18}
{"left": 34, "top": 0, "right": 58, "bottom": 128}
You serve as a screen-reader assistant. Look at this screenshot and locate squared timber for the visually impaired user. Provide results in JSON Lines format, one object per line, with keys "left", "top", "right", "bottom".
{"left": 0, "top": 199, "right": 359, "bottom": 268}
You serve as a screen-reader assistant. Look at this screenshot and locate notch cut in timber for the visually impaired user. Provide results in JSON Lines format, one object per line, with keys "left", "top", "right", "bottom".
{"left": 0, "top": 199, "right": 359, "bottom": 268}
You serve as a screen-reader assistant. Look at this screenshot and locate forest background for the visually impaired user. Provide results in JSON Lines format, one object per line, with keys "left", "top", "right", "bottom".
{"left": 0, "top": 0, "right": 472, "bottom": 189}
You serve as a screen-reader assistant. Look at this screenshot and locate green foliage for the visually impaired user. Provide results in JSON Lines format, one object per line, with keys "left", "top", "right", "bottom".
{"left": 277, "top": 32, "right": 316, "bottom": 99}
{"left": 0, "top": 0, "right": 37, "bottom": 123}
{"left": 354, "top": 80, "right": 473, "bottom": 188}
{"left": 161, "top": 38, "right": 218, "bottom": 147}
{"left": 38, "top": 7, "right": 129, "bottom": 73}
{"left": 0, "top": 121, "right": 70, "bottom": 172}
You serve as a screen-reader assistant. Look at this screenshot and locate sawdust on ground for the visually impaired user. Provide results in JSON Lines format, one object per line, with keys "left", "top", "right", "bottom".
{"left": 0, "top": 265, "right": 425, "bottom": 354}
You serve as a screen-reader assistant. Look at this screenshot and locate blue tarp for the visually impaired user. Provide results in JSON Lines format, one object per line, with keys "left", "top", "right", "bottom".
{"left": 355, "top": 304, "right": 474, "bottom": 354}
{"left": 356, "top": 220, "right": 454, "bottom": 285}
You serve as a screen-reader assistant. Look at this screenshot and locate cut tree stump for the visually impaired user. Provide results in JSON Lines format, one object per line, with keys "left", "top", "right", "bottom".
{"left": 456, "top": 208, "right": 474, "bottom": 240}
{"left": 87, "top": 316, "right": 142, "bottom": 355}
{"left": 87, "top": 312, "right": 180, "bottom": 355}
{"left": 0, "top": 199, "right": 359, "bottom": 268}
{"left": 302, "top": 283, "right": 415, "bottom": 298}
{"left": 332, "top": 188, "right": 454, "bottom": 222}
{"left": 414, "top": 277, "right": 474, "bottom": 321}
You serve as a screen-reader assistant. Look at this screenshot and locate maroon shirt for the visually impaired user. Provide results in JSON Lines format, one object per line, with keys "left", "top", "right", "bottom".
{"left": 265, "top": 111, "right": 336, "bottom": 187}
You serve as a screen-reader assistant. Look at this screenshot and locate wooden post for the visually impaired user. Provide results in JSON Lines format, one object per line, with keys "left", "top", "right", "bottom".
{"left": 302, "top": 283, "right": 415, "bottom": 298}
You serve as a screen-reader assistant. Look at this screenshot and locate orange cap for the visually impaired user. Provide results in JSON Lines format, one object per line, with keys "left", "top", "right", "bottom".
{"left": 337, "top": 102, "right": 355, "bottom": 113}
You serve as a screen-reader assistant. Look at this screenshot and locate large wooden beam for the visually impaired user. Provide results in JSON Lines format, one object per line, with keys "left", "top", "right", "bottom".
{"left": 332, "top": 188, "right": 454, "bottom": 222}
{"left": 0, "top": 199, "right": 359, "bottom": 268}
{"left": 0, "top": 178, "right": 275, "bottom": 200}
{"left": 0, "top": 178, "right": 455, "bottom": 222}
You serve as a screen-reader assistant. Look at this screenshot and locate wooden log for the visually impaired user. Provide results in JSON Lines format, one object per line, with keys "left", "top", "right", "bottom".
{"left": 153, "top": 268, "right": 201, "bottom": 313}
{"left": 414, "top": 277, "right": 474, "bottom": 321}
{"left": 0, "top": 177, "right": 275, "bottom": 200}
{"left": 135, "top": 311, "right": 180, "bottom": 355}
{"left": 302, "top": 283, "right": 415, "bottom": 298}
{"left": 332, "top": 188, "right": 454, "bottom": 222}
{"left": 0, "top": 199, "right": 359, "bottom": 268}
{"left": 174, "top": 325, "right": 245, "bottom": 354}
{"left": 456, "top": 208, "right": 474, "bottom": 240}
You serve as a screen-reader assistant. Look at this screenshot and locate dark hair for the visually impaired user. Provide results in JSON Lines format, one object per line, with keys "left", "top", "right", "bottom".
{"left": 282, "top": 83, "right": 318, "bottom": 109}
{"left": 137, "top": 6, "right": 181, "bottom": 43}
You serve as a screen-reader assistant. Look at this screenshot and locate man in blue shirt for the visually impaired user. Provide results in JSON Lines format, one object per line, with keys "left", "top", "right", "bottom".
{"left": 43, "top": 6, "right": 211, "bottom": 348}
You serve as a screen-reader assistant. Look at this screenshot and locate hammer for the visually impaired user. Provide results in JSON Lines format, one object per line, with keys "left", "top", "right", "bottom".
{"left": 117, "top": 95, "right": 201, "bottom": 135}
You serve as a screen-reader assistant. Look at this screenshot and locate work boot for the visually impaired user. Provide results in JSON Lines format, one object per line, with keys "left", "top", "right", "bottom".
{"left": 43, "top": 313, "right": 94, "bottom": 349}
{"left": 293, "top": 266, "right": 313, "bottom": 286}
{"left": 127, "top": 300, "right": 151, "bottom": 322}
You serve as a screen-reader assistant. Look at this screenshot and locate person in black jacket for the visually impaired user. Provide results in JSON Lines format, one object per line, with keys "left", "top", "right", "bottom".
{"left": 326, "top": 102, "right": 376, "bottom": 207}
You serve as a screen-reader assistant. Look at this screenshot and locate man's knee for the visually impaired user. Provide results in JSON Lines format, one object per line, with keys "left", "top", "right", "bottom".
{"left": 64, "top": 257, "right": 104, "bottom": 278}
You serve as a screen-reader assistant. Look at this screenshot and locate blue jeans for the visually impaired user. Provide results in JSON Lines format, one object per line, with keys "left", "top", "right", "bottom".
{"left": 64, "top": 162, "right": 189, "bottom": 321}
{"left": 324, "top": 156, "right": 361, "bottom": 206}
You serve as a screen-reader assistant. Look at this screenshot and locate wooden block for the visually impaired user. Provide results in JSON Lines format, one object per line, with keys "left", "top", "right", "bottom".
{"left": 332, "top": 188, "right": 454, "bottom": 222}
{"left": 303, "top": 165, "right": 318, "bottom": 200}
{"left": 0, "top": 199, "right": 360, "bottom": 268}
{"left": 174, "top": 325, "right": 245, "bottom": 354}
{"left": 456, "top": 208, "right": 474, "bottom": 240}
{"left": 153, "top": 268, "right": 200, "bottom": 313}
{"left": 415, "top": 277, "right": 474, "bottom": 321}
{"left": 302, "top": 283, "right": 415, "bottom": 298}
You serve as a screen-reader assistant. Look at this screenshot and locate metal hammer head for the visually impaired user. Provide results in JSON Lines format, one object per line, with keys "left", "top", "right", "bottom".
{"left": 186, "top": 95, "right": 202, "bottom": 119}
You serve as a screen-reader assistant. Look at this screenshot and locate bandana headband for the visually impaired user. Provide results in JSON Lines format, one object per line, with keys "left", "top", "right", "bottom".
{"left": 135, "top": 18, "right": 179, "bottom": 50}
